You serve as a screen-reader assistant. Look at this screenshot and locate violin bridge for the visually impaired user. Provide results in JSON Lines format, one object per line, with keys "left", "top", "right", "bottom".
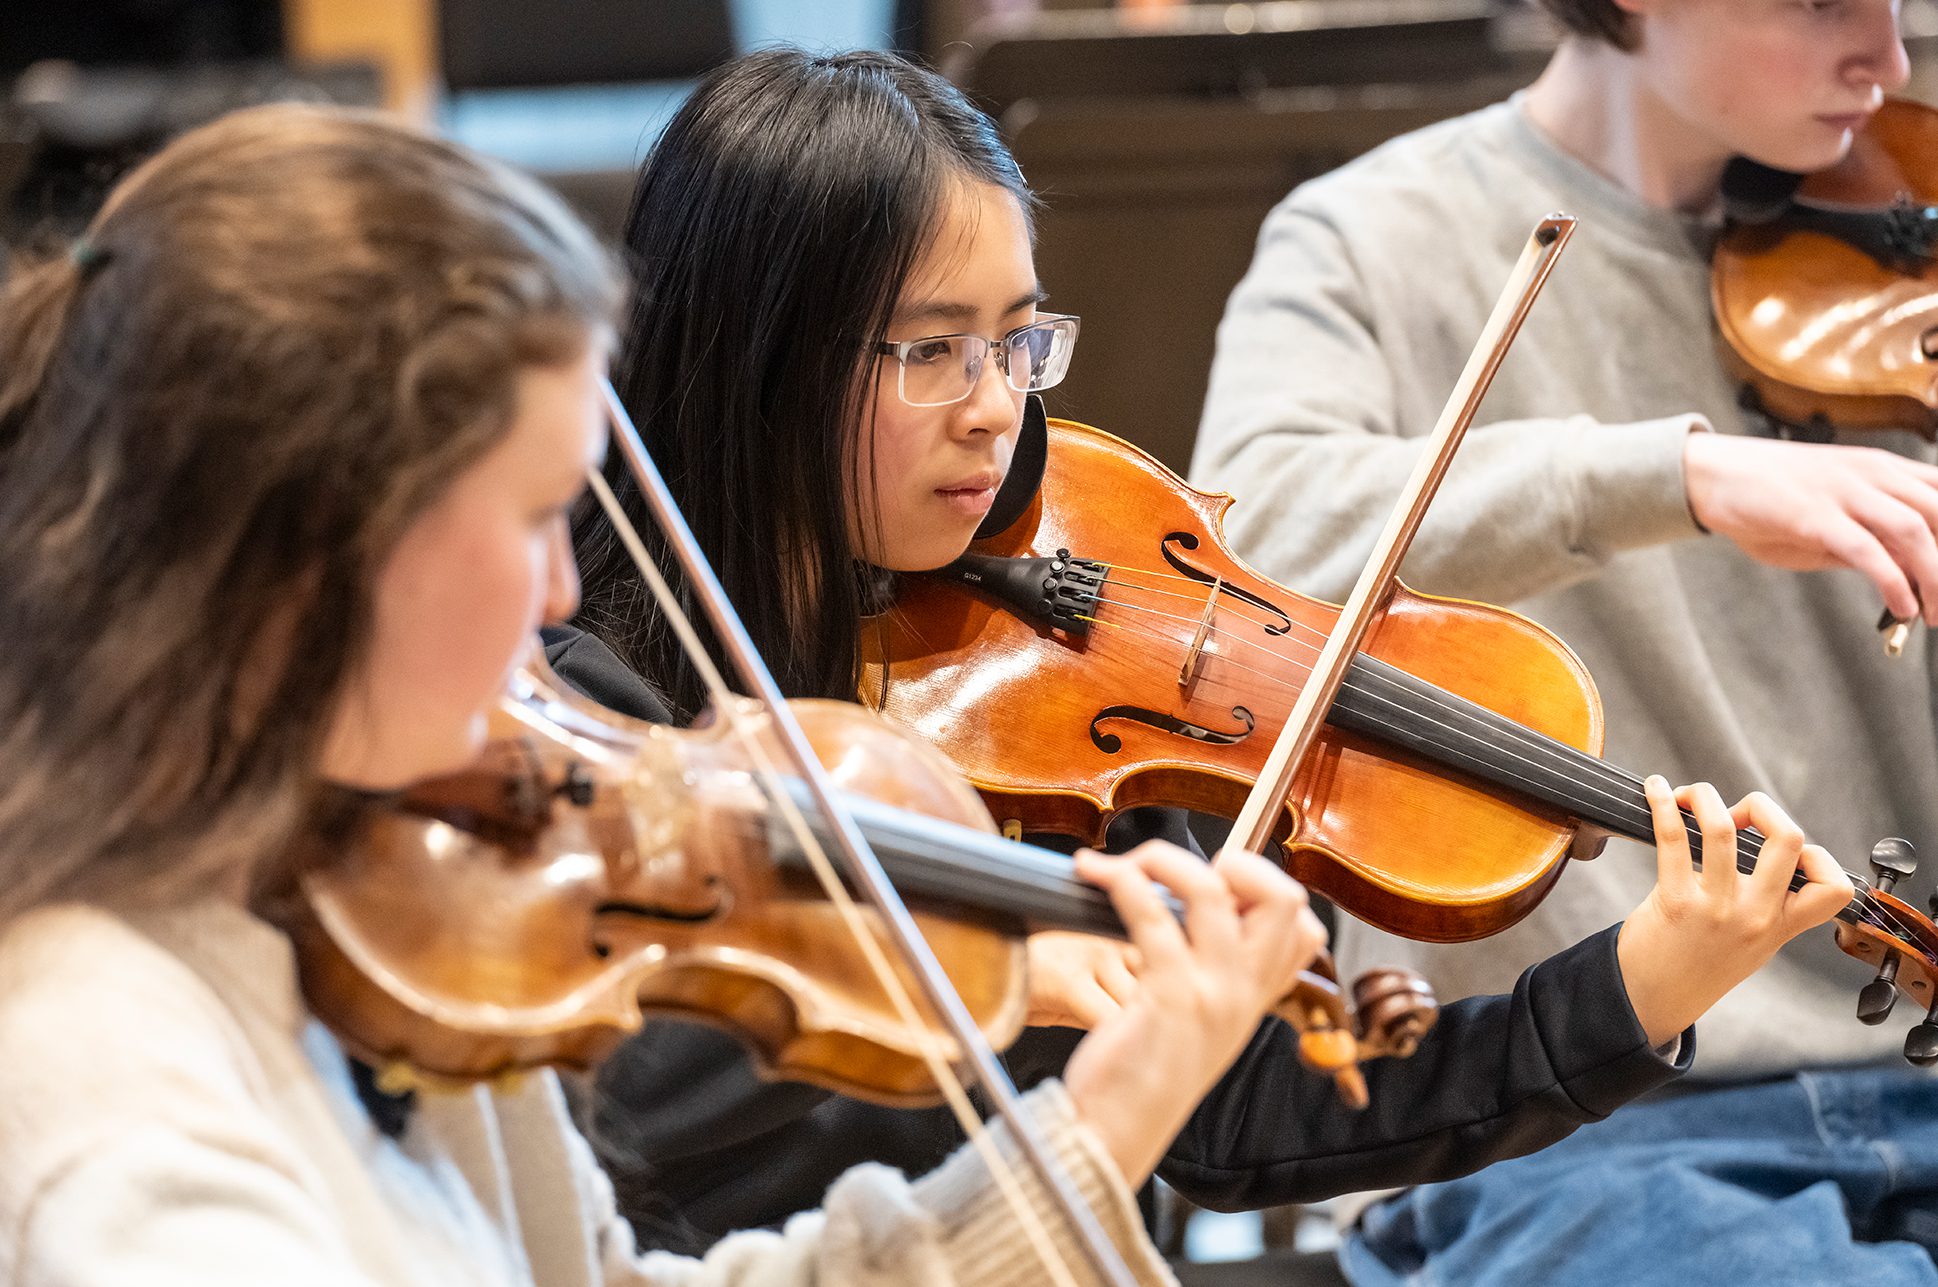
{"left": 1180, "top": 579, "right": 1222, "bottom": 688}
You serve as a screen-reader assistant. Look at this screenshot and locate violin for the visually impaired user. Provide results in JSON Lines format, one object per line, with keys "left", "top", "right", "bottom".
{"left": 266, "top": 656, "right": 1437, "bottom": 1108}
{"left": 1713, "top": 97, "right": 1938, "bottom": 440}
{"left": 861, "top": 416, "right": 1938, "bottom": 1060}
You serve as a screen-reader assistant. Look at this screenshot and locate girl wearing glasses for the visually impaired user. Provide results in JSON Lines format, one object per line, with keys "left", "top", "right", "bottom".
{"left": 556, "top": 46, "right": 1851, "bottom": 1260}
{"left": 0, "top": 101, "right": 1330, "bottom": 1286}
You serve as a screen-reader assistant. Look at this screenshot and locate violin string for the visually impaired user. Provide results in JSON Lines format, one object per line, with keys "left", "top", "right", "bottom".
{"left": 1080, "top": 602, "right": 1711, "bottom": 864}
{"left": 1093, "top": 573, "right": 1820, "bottom": 853}
{"left": 1071, "top": 590, "right": 1918, "bottom": 945}
{"left": 1091, "top": 566, "right": 1872, "bottom": 881}
{"left": 589, "top": 468, "right": 1093, "bottom": 1287}
{"left": 978, "top": 550, "right": 1926, "bottom": 945}
{"left": 973, "top": 556, "right": 1936, "bottom": 955}
{"left": 1082, "top": 608, "right": 1923, "bottom": 951}
{"left": 1083, "top": 595, "right": 1921, "bottom": 944}
{"left": 1086, "top": 586, "right": 1690, "bottom": 824}
{"left": 1094, "top": 556, "right": 1938, "bottom": 949}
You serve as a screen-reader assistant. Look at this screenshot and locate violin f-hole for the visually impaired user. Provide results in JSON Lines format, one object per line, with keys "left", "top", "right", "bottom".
{"left": 1089, "top": 704, "right": 1255, "bottom": 755}
{"left": 1161, "top": 533, "right": 1292, "bottom": 635}
{"left": 593, "top": 875, "right": 731, "bottom": 932}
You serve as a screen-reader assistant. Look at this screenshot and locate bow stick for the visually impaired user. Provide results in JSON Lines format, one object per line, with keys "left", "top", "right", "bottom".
{"left": 1226, "top": 217, "right": 1578, "bottom": 859}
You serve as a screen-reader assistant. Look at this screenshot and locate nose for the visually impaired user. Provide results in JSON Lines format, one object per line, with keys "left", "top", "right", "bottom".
{"left": 951, "top": 344, "right": 1025, "bottom": 440}
{"left": 1849, "top": 2, "right": 1910, "bottom": 95}
{"left": 541, "top": 518, "right": 582, "bottom": 625}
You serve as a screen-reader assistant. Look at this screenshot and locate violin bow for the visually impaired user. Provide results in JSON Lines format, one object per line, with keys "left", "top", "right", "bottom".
{"left": 589, "top": 382, "right": 1139, "bottom": 1287}
{"left": 1226, "top": 216, "right": 1578, "bottom": 854}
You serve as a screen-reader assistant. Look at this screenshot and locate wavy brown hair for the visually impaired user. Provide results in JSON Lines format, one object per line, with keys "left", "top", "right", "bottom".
{"left": 0, "top": 104, "right": 618, "bottom": 920}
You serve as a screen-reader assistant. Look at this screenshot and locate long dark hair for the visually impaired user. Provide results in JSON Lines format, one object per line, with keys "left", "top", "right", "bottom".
{"left": 572, "top": 47, "right": 1032, "bottom": 721}
{"left": 0, "top": 104, "right": 618, "bottom": 920}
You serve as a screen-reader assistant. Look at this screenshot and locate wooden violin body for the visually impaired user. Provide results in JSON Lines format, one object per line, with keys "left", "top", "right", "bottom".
{"left": 1714, "top": 98, "right": 1938, "bottom": 439}
{"left": 866, "top": 419, "right": 1608, "bottom": 944}
{"left": 275, "top": 674, "right": 1027, "bottom": 1103}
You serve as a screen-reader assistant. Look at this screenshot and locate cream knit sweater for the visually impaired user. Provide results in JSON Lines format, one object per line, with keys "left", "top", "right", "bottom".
{"left": 0, "top": 899, "right": 1170, "bottom": 1286}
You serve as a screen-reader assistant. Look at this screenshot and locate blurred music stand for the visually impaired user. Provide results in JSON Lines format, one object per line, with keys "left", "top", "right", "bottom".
{"left": 949, "top": 0, "right": 1511, "bottom": 115}
{"left": 948, "top": 0, "right": 1541, "bottom": 472}
{"left": 0, "top": 1, "right": 379, "bottom": 242}
{"left": 439, "top": 0, "right": 734, "bottom": 90}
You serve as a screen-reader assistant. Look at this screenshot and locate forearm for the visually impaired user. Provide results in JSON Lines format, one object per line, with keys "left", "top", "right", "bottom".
{"left": 1156, "top": 924, "right": 1690, "bottom": 1211}
{"left": 1201, "top": 413, "right": 1703, "bottom": 605}
{"left": 1195, "top": 200, "right": 1704, "bottom": 605}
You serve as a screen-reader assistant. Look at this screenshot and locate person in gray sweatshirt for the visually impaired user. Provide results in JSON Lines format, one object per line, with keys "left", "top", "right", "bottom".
{"left": 1195, "top": 0, "right": 1938, "bottom": 1283}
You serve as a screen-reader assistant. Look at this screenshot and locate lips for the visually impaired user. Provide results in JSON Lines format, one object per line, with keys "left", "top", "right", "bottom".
{"left": 1816, "top": 110, "right": 1871, "bottom": 132}
{"left": 935, "top": 470, "right": 1003, "bottom": 518}
{"left": 938, "top": 470, "right": 1003, "bottom": 495}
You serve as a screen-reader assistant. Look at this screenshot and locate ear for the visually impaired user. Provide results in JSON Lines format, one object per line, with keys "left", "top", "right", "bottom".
{"left": 974, "top": 394, "right": 1047, "bottom": 540}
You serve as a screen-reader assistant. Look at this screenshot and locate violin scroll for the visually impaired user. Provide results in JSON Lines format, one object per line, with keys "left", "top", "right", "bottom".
{"left": 1829, "top": 837, "right": 1938, "bottom": 1064}
{"left": 1268, "top": 961, "right": 1439, "bottom": 1110}
{"left": 1352, "top": 967, "right": 1440, "bottom": 1061}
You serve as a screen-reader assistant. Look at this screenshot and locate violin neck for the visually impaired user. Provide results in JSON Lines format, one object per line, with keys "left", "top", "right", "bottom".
{"left": 769, "top": 657, "right": 1842, "bottom": 937}
{"left": 1332, "top": 654, "right": 1822, "bottom": 899}
{"left": 767, "top": 784, "right": 1144, "bottom": 940}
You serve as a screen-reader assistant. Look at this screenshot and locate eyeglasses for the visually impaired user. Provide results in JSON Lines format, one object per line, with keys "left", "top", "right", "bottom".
{"left": 873, "top": 313, "right": 1081, "bottom": 408}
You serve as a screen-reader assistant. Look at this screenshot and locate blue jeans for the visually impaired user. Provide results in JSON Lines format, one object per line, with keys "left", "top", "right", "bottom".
{"left": 1343, "top": 1068, "right": 1938, "bottom": 1286}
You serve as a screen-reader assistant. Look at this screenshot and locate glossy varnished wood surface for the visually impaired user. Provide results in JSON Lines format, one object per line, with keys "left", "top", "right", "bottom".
{"left": 865, "top": 419, "right": 1605, "bottom": 943}
{"left": 1714, "top": 99, "right": 1938, "bottom": 438}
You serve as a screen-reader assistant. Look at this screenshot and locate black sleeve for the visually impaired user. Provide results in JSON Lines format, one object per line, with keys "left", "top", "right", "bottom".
{"left": 1157, "top": 922, "right": 1692, "bottom": 1210}
{"left": 587, "top": 1021, "right": 966, "bottom": 1252}
{"left": 541, "top": 624, "right": 675, "bottom": 723}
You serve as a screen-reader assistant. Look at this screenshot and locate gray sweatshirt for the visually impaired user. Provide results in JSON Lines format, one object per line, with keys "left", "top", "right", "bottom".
{"left": 1194, "top": 97, "right": 1938, "bottom": 1078}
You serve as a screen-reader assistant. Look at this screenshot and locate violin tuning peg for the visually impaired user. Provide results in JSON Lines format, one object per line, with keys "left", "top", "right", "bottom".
{"left": 1331, "top": 1066, "right": 1370, "bottom": 1112}
{"left": 1860, "top": 948, "right": 1904, "bottom": 1025}
{"left": 1907, "top": 1001, "right": 1938, "bottom": 1068}
{"left": 1858, "top": 974, "right": 1899, "bottom": 1025}
{"left": 1869, "top": 838, "right": 1917, "bottom": 894}
{"left": 1350, "top": 967, "right": 1440, "bottom": 1059}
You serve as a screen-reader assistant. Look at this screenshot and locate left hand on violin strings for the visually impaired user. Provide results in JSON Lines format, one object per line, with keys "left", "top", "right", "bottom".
{"left": 1617, "top": 778, "right": 1853, "bottom": 1048}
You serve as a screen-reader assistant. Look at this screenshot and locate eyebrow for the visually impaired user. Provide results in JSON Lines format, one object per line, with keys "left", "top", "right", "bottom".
{"left": 892, "top": 286, "right": 1047, "bottom": 329}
